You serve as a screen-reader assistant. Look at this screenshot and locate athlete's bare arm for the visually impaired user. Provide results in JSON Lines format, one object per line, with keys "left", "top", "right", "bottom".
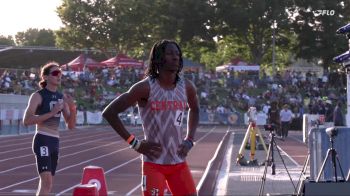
{"left": 177, "top": 79, "right": 199, "bottom": 158}
{"left": 102, "top": 80, "right": 162, "bottom": 160}
{"left": 102, "top": 80, "right": 149, "bottom": 140}
{"left": 62, "top": 93, "right": 77, "bottom": 129}
{"left": 23, "top": 92, "right": 63, "bottom": 126}
{"left": 185, "top": 79, "right": 200, "bottom": 140}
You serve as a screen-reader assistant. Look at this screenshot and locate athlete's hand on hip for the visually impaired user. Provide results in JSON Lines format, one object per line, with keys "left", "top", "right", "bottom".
{"left": 137, "top": 140, "right": 162, "bottom": 161}
{"left": 177, "top": 140, "right": 193, "bottom": 159}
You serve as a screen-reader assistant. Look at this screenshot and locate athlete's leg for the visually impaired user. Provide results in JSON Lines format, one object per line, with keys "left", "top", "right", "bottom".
{"left": 33, "top": 134, "right": 58, "bottom": 196}
{"left": 166, "top": 162, "right": 196, "bottom": 196}
{"left": 37, "top": 171, "right": 53, "bottom": 196}
{"left": 142, "top": 162, "right": 167, "bottom": 196}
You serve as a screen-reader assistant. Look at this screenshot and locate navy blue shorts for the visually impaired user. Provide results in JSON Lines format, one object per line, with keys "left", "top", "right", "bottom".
{"left": 32, "top": 133, "right": 59, "bottom": 176}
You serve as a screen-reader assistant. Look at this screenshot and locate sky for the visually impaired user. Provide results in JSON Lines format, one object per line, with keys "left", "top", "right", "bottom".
{"left": 0, "top": 0, "right": 63, "bottom": 37}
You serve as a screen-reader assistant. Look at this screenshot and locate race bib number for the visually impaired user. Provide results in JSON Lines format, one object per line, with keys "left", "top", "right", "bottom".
{"left": 50, "top": 100, "right": 61, "bottom": 118}
{"left": 40, "top": 146, "right": 49, "bottom": 156}
{"left": 174, "top": 110, "right": 184, "bottom": 126}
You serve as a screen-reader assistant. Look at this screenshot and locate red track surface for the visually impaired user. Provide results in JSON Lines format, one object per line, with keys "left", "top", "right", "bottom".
{"left": 0, "top": 125, "right": 228, "bottom": 195}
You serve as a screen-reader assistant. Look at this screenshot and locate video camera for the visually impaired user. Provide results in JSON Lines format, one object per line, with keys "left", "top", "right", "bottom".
{"left": 325, "top": 127, "right": 338, "bottom": 138}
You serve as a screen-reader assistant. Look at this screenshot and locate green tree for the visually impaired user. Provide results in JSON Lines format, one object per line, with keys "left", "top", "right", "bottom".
{"left": 55, "top": 0, "right": 215, "bottom": 59}
{"left": 15, "top": 28, "right": 56, "bottom": 46}
{"left": 291, "top": 0, "right": 350, "bottom": 69}
{"left": 214, "top": 0, "right": 295, "bottom": 67}
{"left": 0, "top": 35, "right": 15, "bottom": 45}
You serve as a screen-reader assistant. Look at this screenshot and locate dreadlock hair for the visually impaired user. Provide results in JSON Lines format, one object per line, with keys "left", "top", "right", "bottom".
{"left": 145, "top": 39, "right": 183, "bottom": 83}
{"left": 39, "top": 61, "right": 60, "bottom": 88}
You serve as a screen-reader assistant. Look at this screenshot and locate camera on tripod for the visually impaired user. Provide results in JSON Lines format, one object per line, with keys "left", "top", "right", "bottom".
{"left": 326, "top": 127, "right": 338, "bottom": 138}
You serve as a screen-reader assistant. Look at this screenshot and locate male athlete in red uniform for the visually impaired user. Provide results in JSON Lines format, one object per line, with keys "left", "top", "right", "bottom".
{"left": 103, "top": 39, "right": 199, "bottom": 196}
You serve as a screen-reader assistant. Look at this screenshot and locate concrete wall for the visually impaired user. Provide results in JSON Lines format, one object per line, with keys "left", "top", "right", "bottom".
{"left": 0, "top": 93, "right": 29, "bottom": 110}
{"left": 0, "top": 94, "right": 33, "bottom": 135}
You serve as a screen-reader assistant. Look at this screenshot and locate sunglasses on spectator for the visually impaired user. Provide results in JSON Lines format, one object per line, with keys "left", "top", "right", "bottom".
{"left": 50, "top": 70, "right": 62, "bottom": 76}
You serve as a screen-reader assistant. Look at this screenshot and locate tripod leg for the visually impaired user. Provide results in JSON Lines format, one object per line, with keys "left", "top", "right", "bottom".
{"left": 256, "top": 126, "right": 268, "bottom": 153}
{"left": 259, "top": 137, "right": 273, "bottom": 196}
{"left": 316, "top": 149, "right": 331, "bottom": 182}
{"left": 273, "top": 139, "right": 297, "bottom": 193}
{"left": 296, "top": 154, "right": 310, "bottom": 196}
{"left": 271, "top": 133, "right": 276, "bottom": 175}
{"left": 237, "top": 124, "right": 251, "bottom": 164}
{"left": 250, "top": 125, "right": 257, "bottom": 160}
{"left": 335, "top": 153, "right": 346, "bottom": 180}
{"left": 331, "top": 149, "right": 339, "bottom": 182}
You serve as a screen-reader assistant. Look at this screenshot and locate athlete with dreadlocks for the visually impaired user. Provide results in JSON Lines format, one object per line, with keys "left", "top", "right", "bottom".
{"left": 103, "top": 39, "right": 199, "bottom": 196}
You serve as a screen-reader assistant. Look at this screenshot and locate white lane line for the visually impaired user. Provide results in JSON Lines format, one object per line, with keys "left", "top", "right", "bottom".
{"left": 0, "top": 139, "right": 121, "bottom": 174}
{"left": 0, "top": 131, "right": 115, "bottom": 154}
{"left": 0, "top": 132, "right": 106, "bottom": 149}
{"left": 0, "top": 128, "right": 92, "bottom": 145}
{"left": 12, "top": 189, "right": 36, "bottom": 193}
{"left": 0, "top": 131, "right": 143, "bottom": 174}
{"left": 126, "top": 184, "right": 141, "bottom": 196}
{"left": 0, "top": 131, "right": 116, "bottom": 158}
{"left": 276, "top": 145, "right": 301, "bottom": 167}
{"left": 0, "top": 146, "right": 131, "bottom": 191}
{"left": 229, "top": 168, "right": 304, "bottom": 181}
{"left": 56, "top": 157, "right": 140, "bottom": 196}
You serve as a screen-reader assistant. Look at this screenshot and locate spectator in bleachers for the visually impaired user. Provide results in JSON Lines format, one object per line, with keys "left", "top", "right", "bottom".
{"left": 280, "top": 104, "right": 293, "bottom": 140}
{"left": 268, "top": 101, "right": 281, "bottom": 136}
{"left": 333, "top": 101, "right": 344, "bottom": 126}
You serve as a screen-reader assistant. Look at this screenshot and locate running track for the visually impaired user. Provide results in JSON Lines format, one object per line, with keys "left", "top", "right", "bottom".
{"left": 0, "top": 125, "right": 229, "bottom": 195}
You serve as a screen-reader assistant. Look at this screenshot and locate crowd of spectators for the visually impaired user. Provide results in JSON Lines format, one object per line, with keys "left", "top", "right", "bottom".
{"left": 0, "top": 65, "right": 347, "bottom": 128}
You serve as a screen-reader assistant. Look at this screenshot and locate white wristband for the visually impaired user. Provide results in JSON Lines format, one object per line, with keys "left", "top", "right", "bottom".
{"left": 134, "top": 139, "right": 141, "bottom": 151}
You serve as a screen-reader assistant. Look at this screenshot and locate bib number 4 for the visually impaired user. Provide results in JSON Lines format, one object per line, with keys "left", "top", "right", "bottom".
{"left": 174, "top": 110, "right": 184, "bottom": 126}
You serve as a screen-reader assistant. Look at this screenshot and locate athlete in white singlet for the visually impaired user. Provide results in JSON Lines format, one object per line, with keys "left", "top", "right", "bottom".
{"left": 103, "top": 40, "right": 199, "bottom": 196}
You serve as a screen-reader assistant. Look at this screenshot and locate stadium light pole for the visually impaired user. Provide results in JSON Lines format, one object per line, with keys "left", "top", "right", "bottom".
{"left": 272, "top": 20, "right": 277, "bottom": 76}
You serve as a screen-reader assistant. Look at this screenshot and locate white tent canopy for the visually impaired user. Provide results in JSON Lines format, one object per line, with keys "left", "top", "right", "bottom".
{"left": 216, "top": 64, "right": 260, "bottom": 72}
{"left": 216, "top": 58, "right": 260, "bottom": 72}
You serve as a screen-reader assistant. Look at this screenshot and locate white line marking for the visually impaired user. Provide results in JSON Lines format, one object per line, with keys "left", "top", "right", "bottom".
{"left": 126, "top": 184, "right": 141, "bottom": 196}
{"left": 0, "top": 146, "right": 130, "bottom": 191}
{"left": 0, "top": 139, "right": 121, "bottom": 174}
{"left": 56, "top": 157, "right": 140, "bottom": 196}
{"left": 214, "top": 129, "right": 233, "bottom": 196}
{"left": 0, "top": 131, "right": 115, "bottom": 155}
{"left": 0, "top": 132, "right": 116, "bottom": 162}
